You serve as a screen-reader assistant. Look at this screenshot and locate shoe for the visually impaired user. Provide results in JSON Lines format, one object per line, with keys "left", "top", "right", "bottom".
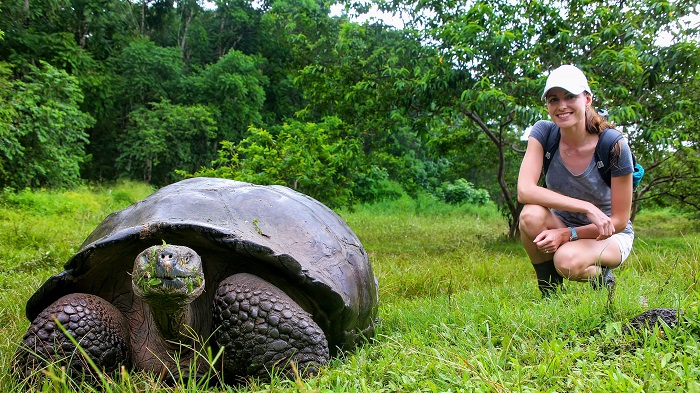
{"left": 590, "top": 267, "right": 616, "bottom": 291}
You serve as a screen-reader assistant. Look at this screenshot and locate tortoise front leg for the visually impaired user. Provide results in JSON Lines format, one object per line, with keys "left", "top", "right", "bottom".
{"left": 213, "top": 273, "right": 329, "bottom": 379}
{"left": 14, "top": 293, "right": 131, "bottom": 381}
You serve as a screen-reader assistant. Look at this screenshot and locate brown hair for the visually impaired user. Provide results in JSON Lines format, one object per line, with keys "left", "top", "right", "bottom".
{"left": 583, "top": 93, "right": 624, "bottom": 163}
{"left": 584, "top": 93, "right": 615, "bottom": 135}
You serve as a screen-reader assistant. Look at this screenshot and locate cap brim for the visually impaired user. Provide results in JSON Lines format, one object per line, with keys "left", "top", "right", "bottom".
{"left": 541, "top": 86, "right": 587, "bottom": 101}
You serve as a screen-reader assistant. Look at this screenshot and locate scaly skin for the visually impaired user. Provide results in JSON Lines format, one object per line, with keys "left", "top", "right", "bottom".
{"left": 128, "top": 244, "right": 208, "bottom": 378}
{"left": 14, "top": 293, "right": 131, "bottom": 381}
{"left": 213, "top": 273, "right": 329, "bottom": 380}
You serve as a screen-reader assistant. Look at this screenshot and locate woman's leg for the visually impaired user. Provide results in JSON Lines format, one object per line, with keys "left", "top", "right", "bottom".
{"left": 519, "top": 204, "right": 566, "bottom": 262}
{"left": 553, "top": 238, "right": 622, "bottom": 281}
{"left": 519, "top": 204, "right": 567, "bottom": 297}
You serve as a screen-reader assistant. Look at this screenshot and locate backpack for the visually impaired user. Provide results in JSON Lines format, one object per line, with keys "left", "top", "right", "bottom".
{"left": 541, "top": 125, "right": 644, "bottom": 190}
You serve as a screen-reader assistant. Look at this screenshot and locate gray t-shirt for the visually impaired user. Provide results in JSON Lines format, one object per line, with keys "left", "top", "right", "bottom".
{"left": 530, "top": 120, "right": 634, "bottom": 233}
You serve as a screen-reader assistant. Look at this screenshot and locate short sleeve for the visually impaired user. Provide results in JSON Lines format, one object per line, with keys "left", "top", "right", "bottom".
{"left": 529, "top": 120, "right": 557, "bottom": 148}
{"left": 611, "top": 137, "right": 634, "bottom": 178}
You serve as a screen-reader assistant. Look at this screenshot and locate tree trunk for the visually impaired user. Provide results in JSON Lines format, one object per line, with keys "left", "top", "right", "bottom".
{"left": 178, "top": 5, "right": 194, "bottom": 61}
{"left": 463, "top": 109, "right": 521, "bottom": 239}
{"left": 141, "top": 0, "right": 146, "bottom": 35}
{"left": 144, "top": 157, "right": 153, "bottom": 184}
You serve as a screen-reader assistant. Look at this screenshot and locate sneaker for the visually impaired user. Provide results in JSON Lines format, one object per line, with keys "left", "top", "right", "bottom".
{"left": 590, "top": 267, "right": 616, "bottom": 291}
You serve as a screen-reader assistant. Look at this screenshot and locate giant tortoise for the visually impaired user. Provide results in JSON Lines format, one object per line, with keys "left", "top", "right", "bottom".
{"left": 15, "top": 177, "right": 378, "bottom": 383}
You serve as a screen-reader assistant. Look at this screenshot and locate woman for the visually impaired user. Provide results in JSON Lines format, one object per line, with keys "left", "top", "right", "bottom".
{"left": 517, "top": 64, "right": 635, "bottom": 298}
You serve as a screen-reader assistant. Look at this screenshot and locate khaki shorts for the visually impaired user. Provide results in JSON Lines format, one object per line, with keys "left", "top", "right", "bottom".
{"left": 611, "top": 231, "right": 634, "bottom": 266}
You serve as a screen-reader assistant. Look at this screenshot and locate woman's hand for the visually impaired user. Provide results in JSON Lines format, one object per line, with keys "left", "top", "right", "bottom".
{"left": 585, "top": 203, "right": 615, "bottom": 240}
{"left": 533, "top": 228, "right": 569, "bottom": 254}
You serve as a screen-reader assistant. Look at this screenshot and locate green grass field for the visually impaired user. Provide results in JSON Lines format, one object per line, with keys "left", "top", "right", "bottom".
{"left": 1, "top": 183, "right": 699, "bottom": 392}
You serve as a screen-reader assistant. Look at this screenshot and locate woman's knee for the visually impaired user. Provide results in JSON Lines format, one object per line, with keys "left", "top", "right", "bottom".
{"left": 554, "top": 245, "right": 596, "bottom": 280}
{"left": 553, "top": 247, "right": 579, "bottom": 278}
{"left": 519, "top": 204, "right": 549, "bottom": 234}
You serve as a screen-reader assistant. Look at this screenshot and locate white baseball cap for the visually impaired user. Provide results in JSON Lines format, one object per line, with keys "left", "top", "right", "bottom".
{"left": 541, "top": 65, "right": 591, "bottom": 101}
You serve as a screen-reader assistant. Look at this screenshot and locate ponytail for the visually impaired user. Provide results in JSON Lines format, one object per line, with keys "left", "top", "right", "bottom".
{"left": 584, "top": 93, "right": 615, "bottom": 135}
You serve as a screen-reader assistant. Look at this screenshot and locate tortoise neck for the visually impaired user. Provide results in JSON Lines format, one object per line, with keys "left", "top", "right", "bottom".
{"left": 151, "top": 305, "right": 192, "bottom": 340}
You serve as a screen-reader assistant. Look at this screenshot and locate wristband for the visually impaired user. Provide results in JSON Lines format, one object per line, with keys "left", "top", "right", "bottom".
{"left": 568, "top": 226, "right": 578, "bottom": 242}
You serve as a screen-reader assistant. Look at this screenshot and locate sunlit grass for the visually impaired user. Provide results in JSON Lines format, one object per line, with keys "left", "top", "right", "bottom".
{"left": 2, "top": 185, "right": 699, "bottom": 392}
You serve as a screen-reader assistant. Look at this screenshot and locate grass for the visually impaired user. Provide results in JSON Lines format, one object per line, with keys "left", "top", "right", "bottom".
{"left": 1, "top": 185, "right": 699, "bottom": 392}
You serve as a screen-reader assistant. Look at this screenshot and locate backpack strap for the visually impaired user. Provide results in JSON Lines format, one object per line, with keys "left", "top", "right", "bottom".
{"left": 594, "top": 128, "right": 625, "bottom": 187}
{"left": 541, "top": 123, "right": 561, "bottom": 187}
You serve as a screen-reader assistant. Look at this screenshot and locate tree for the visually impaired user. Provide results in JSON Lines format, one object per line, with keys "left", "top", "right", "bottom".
{"left": 255, "top": 0, "right": 340, "bottom": 123}
{"left": 208, "top": 0, "right": 261, "bottom": 59}
{"left": 192, "top": 116, "right": 361, "bottom": 207}
{"left": 377, "top": 0, "right": 554, "bottom": 236}
{"left": 117, "top": 99, "right": 217, "bottom": 185}
{"left": 632, "top": 66, "right": 700, "bottom": 216}
{"left": 110, "top": 38, "right": 185, "bottom": 110}
{"left": 80, "top": 37, "right": 186, "bottom": 180}
{"left": 293, "top": 18, "right": 457, "bottom": 197}
{"left": 180, "top": 48, "right": 267, "bottom": 143}
{"left": 0, "top": 63, "right": 16, "bottom": 182}
{"left": 0, "top": 61, "right": 94, "bottom": 189}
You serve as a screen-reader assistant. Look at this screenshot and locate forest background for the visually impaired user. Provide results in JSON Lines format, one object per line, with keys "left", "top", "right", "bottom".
{"left": 1, "top": 0, "right": 699, "bottom": 237}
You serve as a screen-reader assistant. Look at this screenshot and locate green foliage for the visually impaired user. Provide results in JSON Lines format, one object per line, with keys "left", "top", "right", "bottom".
{"left": 0, "top": 63, "right": 14, "bottom": 172}
{"left": 2, "top": 187, "right": 700, "bottom": 392}
{"left": 293, "top": 20, "right": 455, "bottom": 192}
{"left": 388, "top": 0, "right": 559, "bottom": 235}
{"left": 193, "top": 116, "right": 360, "bottom": 207}
{"left": 352, "top": 165, "right": 407, "bottom": 203}
{"left": 1, "top": 27, "right": 99, "bottom": 76}
{"left": 205, "top": 0, "right": 260, "bottom": 58}
{"left": 181, "top": 48, "right": 267, "bottom": 142}
{"left": 117, "top": 100, "right": 218, "bottom": 185}
{"left": 631, "top": 69, "right": 700, "bottom": 213}
{"left": 437, "top": 178, "right": 490, "bottom": 205}
{"left": 0, "top": 61, "right": 94, "bottom": 189}
{"left": 110, "top": 38, "right": 184, "bottom": 107}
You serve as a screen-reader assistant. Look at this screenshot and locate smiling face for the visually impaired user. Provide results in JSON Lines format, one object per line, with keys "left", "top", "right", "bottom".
{"left": 544, "top": 87, "right": 592, "bottom": 131}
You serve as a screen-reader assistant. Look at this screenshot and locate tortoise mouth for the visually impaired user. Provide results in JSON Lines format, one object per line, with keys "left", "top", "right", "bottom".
{"left": 142, "top": 275, "right": 202, "bottom": 290}
{"left": 133, "top": 272, "right": 206, "bottom": 299}
{"left": 157, "top": 276, "right": 195, "bottom": 290}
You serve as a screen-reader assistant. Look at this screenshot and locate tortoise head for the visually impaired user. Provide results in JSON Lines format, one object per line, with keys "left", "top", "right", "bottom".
{"left": 132, "top": 244, "right": 205, "bottom": 307}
